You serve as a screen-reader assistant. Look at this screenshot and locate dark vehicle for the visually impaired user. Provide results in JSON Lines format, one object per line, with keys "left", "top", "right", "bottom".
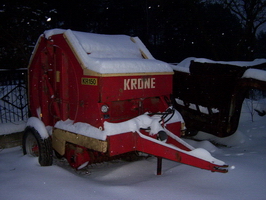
{"left": 172, "top": 58, "right": 266, "bottom": 138}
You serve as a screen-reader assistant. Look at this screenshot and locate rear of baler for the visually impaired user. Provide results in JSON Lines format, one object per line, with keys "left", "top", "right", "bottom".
{"left": 23, "top": 29, "right": 228, "bottom": 174}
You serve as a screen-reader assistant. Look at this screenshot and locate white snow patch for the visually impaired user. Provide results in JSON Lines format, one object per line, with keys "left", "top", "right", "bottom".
{"left": 175, "top": 98, "right": 219, "bottom": 114}
{"left": 54, "top": 119, "right": 106, "bottom": 140}
{"left": 165, "top": 129, "right": 195, "bottom": 150}
{"left": 77, "top": 161, "right": 89, "bottom": 170}
{"left": 42, "top": 29, "right": 173, "bottom": 75}
{"left": 164, "top": 107, "right": 185, "bottom": 123}
{"left": 183, "top": 139, "right": 220, "bottom": 153}
{"left": 55, "top": 109, "right": 183, "bottom": 140}
{"left": 131, "top": 36, "right": 155, "bottom": 59}
{"left": 44, "top": 28, "right": 65, "bottom": 38}
{"left": 55, "top": 113, "right": 170, "bottom": 141}
{"left": 0, "top": 121, "right": 26, "bottom": 135}
{"left": 172, "top": 57, "right": 266, "bottom": 74}
{"left": 104, "top": 114, "right": 164, "bottom": 136}
{"left": 26, "top": 117, "right": 49, "bottom": 139}
{"left": 242, "top": 68, "right": 266, "bottom": 81}
{"left": 193, "top": 130, "right": 247, "bottom": 147}
{"left": 187, "top": 148, "right": 224, "bottom": 165}
{"left": 171, "top": 57, "right": 195, "bottom": 73}
{"left": 194, "top": 58, "right": 266, "bottom": 67}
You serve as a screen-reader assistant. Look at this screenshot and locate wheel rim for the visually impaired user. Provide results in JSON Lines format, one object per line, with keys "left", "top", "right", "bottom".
{"left": 26, "top": 133, "right": 39, "bottom": 157}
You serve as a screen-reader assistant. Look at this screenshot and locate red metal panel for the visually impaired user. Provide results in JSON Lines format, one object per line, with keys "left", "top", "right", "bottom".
{"left": 74, "top": 76, "right": 102, "bottom": 127}
{"left": 108, "top": 132, "right": 136, "bottom": 156}
{"left": 28, "top": 37, "right": 55, "bottom": 126}
{"left": 135, "top": 135, "right": 226, "bottom": 172}
{"left": 100, "top": 75, "right": 173, "bottom": 102}
{"left": 165, "top": 122, "right": 182, "bottom": 138}
{"left": 107, "top": 130, "right": 227, "bottom": 173}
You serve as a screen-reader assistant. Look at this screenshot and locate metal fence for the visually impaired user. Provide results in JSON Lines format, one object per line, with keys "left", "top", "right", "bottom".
{"left": 0, "top": 69, "right": 28, "bottom": 123}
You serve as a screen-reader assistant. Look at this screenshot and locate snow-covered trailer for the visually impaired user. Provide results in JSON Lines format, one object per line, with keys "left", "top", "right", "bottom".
{"left": 172, "top": 58, "right": 266, "bottom": 137}
{"left": 23, "top": 29, "right": 227, "bottom": 174}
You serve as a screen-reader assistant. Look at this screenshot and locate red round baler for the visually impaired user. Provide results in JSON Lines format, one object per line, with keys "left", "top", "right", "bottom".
{"left": 23, "top": 29, "right": 228, "bottom": 174}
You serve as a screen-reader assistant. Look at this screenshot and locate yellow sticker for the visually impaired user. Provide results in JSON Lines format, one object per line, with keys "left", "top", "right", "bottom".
{"left": 81, "top": 78, "right": 98, "bottom": 85}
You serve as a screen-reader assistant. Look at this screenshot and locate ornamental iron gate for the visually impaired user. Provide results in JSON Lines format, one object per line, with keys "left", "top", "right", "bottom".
{"left": 0, "top": 69, "right": 28, "bottom": 123}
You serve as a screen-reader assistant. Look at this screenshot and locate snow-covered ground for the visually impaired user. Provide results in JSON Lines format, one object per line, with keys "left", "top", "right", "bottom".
{"left": 0, "top": 102, "right": 266, "bottom": 200}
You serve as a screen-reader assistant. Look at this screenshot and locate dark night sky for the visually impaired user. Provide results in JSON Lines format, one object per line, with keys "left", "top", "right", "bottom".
{"left": 1, "top": 0, "right": 266, "bottom": 69}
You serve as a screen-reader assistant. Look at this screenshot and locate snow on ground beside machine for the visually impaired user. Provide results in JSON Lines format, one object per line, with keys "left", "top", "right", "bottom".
{"left": 23, "top": 29, "right": 228, "bottom": 174}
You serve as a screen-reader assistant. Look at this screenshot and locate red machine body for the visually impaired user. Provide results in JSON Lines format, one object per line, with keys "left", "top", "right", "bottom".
{"left": 29, "top": 31, "right": 172, "bottom": 128}
{"left": 27, "top": 29, "right": 228, "bottom": 174}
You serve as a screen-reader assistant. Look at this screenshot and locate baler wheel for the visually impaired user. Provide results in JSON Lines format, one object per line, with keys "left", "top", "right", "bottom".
{"left": 22, "top": 127, "right": 53, "bottom": 166}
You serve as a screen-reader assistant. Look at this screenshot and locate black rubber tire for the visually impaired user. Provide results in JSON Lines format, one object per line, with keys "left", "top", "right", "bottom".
{"left": 22, "top": 126, "right": 53, "bottom": 166}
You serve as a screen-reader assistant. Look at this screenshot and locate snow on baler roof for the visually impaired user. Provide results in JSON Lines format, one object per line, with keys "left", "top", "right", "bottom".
{"left": 43, "top": 29, "right": 173, "bottom": 76}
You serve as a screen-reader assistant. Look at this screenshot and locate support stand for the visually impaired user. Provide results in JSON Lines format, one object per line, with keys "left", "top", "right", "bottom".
{"left": 157, "top": 157, "right": 162, "bottom": 175}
